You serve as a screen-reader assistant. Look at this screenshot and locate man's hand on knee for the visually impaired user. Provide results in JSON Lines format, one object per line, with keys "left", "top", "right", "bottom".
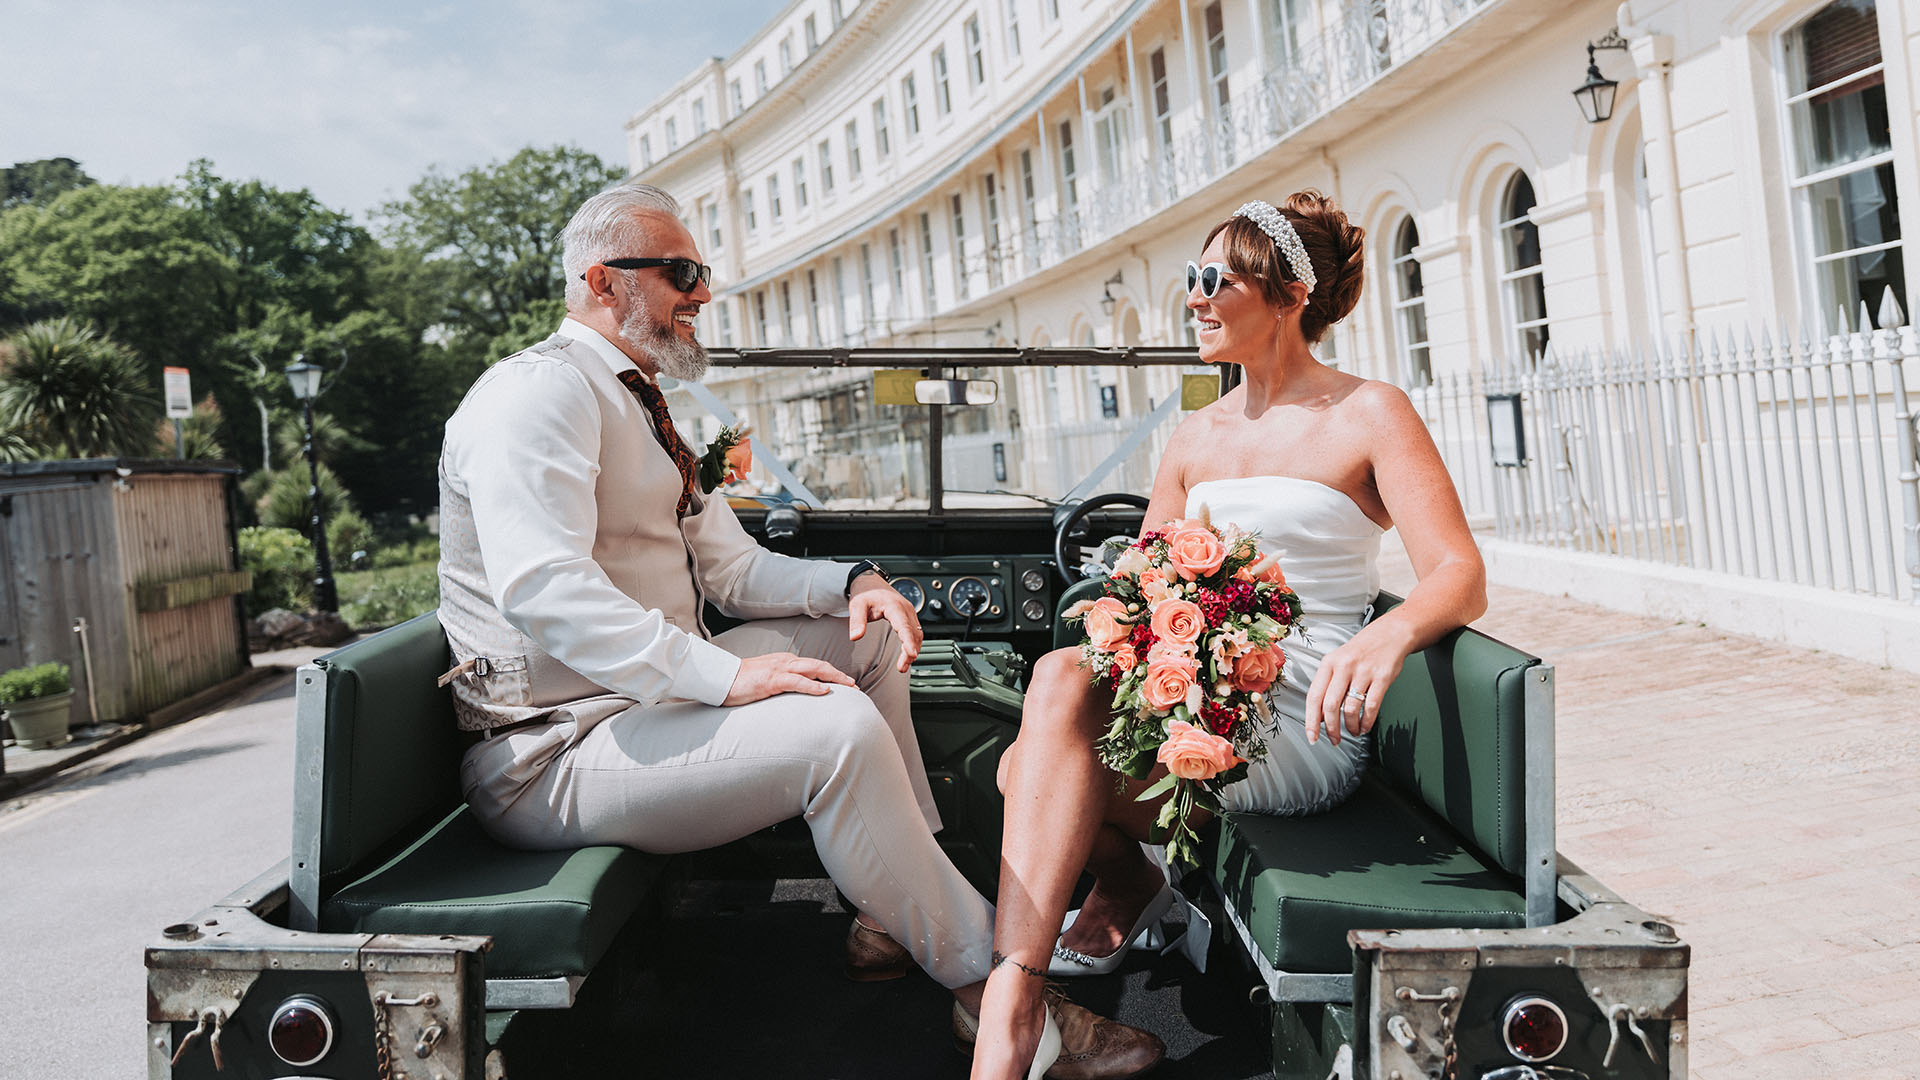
{"left": 724, "top": 652, "right": 857, "bottom": 705}
{"left": 848, "top": 576, "right": 923, "bottom": 673}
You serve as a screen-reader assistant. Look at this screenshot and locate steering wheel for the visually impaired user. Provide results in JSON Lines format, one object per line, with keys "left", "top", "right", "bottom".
{"left": 1053, "top": 492, "right": 1152, "bottom": 586}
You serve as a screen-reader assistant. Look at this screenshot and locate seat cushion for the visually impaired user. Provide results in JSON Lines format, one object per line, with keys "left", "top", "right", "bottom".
{"left": 320, "top": 805, "right": 666, "bottom": 980}
{"left": 1210, "top": 774, "right": 1526, "bottom": 974}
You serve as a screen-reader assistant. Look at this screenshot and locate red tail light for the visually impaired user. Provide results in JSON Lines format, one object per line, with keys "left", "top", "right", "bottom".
{"left": 268, "top": 996, "right": 335, "bottom": 1067}
{"left": 1502, "top": 995, "right": 1568, "bottom": 1062}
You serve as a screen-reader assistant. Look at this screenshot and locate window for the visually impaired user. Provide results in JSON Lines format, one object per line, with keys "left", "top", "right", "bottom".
{"left": 919, "top": 211, "right": 938, "bottom": 307}
{"left": 903, "top": 74, "right": 921, "bottom": 135}
{"left": 1265, "top": 0, "right": 1310, "bottom": 65}
{"left": 779, "top": 280, "right": 795, "bottom": 341}
{"left": 780, "top": 36, "right": 794, "bottom": 75}
{"left": 1058, "top": 120, "right": 1078, "bottom": 207}
{"left": 831, "top": 257, "right": 848, "bottom": 341}
{"left": 755, "top": 59, "right": 768, "bottom": 94}
{"left": 692, "top": 99, "right": 707, "bottom": 135}
{"left": 1497, "top": 172, "right": 1549, "bottom": 360}
{"left": 730, "top": 79, "right": 744, "bottom": 114}
{"left": 754, "top": 290, "right": 770, "bottom": 343}
{"left": 933, "top": 47, "right": 952, "bottom": 115}
{"left": 888, "top": 227, "right": 906, "bottom": 305}
{"left": 819, "top": 140, "right": 834, "bottom": 195}
{"left": 745, "top": 186, "right": 758, "bottom": 231}
{"left": 1205, "top": 3, "right": 1231, "bottom": 120}
{"left": 1044, "top": 0, "right": 1059, "bottom": 21}
{"left": 769, "top": 174, "right": 783, "bottom": 221}
{"left": 806, "top": 269, "right": 822, "bottom": 345}
{"left": 873, "top": 97, "right": 892, "bottom": 156}
{"left": 718, "top": 301, "right": 733, "bottom": 346}
{"left": 665, "top": 117, "right": 678, "bottom": 150}
{"left": 832, "top": 0, "right": 845, "bottom": 28}
{"left": 707, "top": 204, "right": 723, "bottom": 250}
{"left": 1389, "top": 217, "right": 1430, "bottom": 386}
{"left": 860, "top": 242, "right": 877, "bottom": 323}
{"left": 1150, "top": 48, "right": 1172, "bottom": 148}
{"left": 1783, "top": 0, "right": 1904, "bottom": 325}
{"left": 965, "top": 17, "right": 986, "bottom": 86}
{"left": 805, "top": 14, "right": 819, "bottom": 53}
{"left": 984, "top": 172, "right": 1004, "bottom": 287}
{"left": 950, "top": 193, "right": 970, "bottom": 300}
{"left": 1174, "top": 295, "right": 1196, "bottom": 346}
{"left": 1006, "top": 0, "right": 1021, "bottom": 57}
{"left": 1093, "top": 85, "right": 1129, "bottom": 183}
{"left": 845, "top": 120, "right": 863, "bottom": 180}
{"left": 793, "top": 158, "right": 809, "bottom": 210}
{"left": 1019, "top": 149, "right": 1037, "bottom": 230}
{"left": 639, "top": 134, "right": 653, "bottom": 167}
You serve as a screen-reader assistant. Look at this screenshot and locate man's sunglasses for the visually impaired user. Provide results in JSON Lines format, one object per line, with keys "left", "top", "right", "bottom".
{"left": 582, "top": 257, "right": 712, "bottom": 293}
{"left": 1186, "top": 261, "right": 1232, "bottom": 299}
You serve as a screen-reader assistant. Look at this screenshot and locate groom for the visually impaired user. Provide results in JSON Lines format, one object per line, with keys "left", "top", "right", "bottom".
{"left": 436, "top": 183, "right": 1160, "bottom": 1075}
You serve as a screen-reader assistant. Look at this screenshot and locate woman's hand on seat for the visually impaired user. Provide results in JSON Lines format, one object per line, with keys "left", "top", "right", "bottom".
{"left": 1303, "top": 621, "right": 1412, "bottom": 746}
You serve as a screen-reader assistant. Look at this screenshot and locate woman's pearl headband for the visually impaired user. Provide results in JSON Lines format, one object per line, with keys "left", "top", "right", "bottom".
{"left": 1233, "top": 200, "right": 1316, "bottom": 294}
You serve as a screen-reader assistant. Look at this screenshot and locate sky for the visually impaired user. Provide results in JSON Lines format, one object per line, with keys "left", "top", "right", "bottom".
{"left": 1, "top": 0, "right": 788, "bottom": 218}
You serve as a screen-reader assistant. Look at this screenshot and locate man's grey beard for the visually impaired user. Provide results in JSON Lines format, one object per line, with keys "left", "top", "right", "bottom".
{"left": 618, "top": 303, "right": 710, "bottom": 382}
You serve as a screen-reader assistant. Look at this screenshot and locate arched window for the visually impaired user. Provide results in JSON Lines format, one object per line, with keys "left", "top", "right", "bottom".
{"left": 1497, "top": 172, "right": 1549, "bottom": 361}
{"left": 1173, "top": 295, "right": 1196, "bottom": 347}
{"left": 1389, "top": 216, "right": 1430, "bottom": 386}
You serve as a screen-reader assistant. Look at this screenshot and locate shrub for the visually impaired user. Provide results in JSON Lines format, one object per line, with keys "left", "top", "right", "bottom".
{"left": 339, "top": 561, "right": 439, "bottom": 630}
{"left": 0, "top": 662, "right": 72, "bottom": 703}
{"left": 239, "top": 525, "right": 314, "bottom": 615}
{"left": 329, "top": 508, "right": 375, "bottom": 570}
{"left": 372, "top": 535, "right": 439, "bottom": 568}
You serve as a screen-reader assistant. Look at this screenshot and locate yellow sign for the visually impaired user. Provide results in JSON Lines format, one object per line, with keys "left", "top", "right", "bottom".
{"left": 873, "top": 369, "right": 924, "bottom": 406}
{"left": 1182, "top": 373, "right": 1221, "bottom": 410}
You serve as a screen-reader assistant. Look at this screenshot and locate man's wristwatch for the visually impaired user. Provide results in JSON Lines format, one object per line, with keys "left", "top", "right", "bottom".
{"left": 843, "top": 559, "right": 891, "bottom": 598}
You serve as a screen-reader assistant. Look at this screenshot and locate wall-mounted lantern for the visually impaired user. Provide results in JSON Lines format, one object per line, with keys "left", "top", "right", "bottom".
{"left": 1572, "top": 30, "right": 1630, "bottom": 123}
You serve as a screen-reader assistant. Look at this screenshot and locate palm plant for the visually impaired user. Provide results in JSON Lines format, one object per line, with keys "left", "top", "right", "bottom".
{"left": 0, "top": 318, "right": 159, "bottom": 458}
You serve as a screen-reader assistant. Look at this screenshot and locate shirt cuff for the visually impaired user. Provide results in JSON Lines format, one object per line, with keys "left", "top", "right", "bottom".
{"left": 668, "top": 637, "right": 745, "bottom": 706}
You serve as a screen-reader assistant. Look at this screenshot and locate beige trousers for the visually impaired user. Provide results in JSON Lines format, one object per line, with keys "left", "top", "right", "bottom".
{"left": 460, "top": 615, "right": 995, "bottom": 988}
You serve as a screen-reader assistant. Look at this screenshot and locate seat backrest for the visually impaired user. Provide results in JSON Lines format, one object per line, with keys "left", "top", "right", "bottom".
{"left": 290, "top": 611, "right": 462, "bottom": 928}
{"left": 1368, "top": 595, "right": 1542, "bottom": 881}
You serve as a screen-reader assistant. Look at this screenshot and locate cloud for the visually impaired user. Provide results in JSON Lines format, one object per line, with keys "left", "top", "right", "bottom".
{"left": 0, "top": 0, "right": 781, "bottom": 217}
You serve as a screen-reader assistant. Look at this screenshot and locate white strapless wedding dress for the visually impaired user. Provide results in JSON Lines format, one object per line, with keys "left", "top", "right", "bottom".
{"left": 1185, "top": 476, "right": 1383, "bottom": 815}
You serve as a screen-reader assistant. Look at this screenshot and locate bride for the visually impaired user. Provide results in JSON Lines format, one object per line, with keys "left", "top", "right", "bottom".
{"left": 966, "top": 191, "right": 1488, "bottom": 1079}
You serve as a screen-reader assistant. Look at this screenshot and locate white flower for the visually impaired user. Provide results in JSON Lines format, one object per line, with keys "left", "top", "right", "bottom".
{"left": 1112, "top": 546, "right": 1149, "bottom": 578}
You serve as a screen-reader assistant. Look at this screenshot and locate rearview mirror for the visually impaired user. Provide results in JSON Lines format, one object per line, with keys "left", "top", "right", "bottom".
{"left": 914, "top": 379, "right": 999, "bottom": 405}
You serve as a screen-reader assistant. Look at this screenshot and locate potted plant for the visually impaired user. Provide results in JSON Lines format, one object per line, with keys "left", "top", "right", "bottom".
{"left": 0, "top": 662, "right": 75, "bottom": 750}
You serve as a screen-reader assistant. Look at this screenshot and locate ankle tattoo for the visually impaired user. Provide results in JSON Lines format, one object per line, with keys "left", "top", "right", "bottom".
{"left": 991, "top": 951, "right": 1048, "bottom": 978}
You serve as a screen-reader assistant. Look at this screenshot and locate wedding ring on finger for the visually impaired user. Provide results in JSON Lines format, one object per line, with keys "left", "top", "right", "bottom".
{"left": 1343, "top": 690, "right": 1366, "bottom": 710}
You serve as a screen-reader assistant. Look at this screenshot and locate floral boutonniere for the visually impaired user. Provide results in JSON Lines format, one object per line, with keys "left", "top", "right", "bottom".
{"left": 697, "top": 424, "right": 753, "bottom": 493}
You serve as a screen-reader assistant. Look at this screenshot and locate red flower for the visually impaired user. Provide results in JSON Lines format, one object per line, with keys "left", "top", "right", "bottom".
{"left": 1267, "top": 592, "right": 1298, "bottom": 623}
{"left": 1224, "top": 581, "right": 1256, "bottom": 614}
{"left": 1129, "top": 623, "right": 1156, "bottom": 653}
{"left": 1200, "top": 699, "right": 1242, "bottom": 737}
{"left": 1196, "top": 587, "right": 1229, "bottom": 625}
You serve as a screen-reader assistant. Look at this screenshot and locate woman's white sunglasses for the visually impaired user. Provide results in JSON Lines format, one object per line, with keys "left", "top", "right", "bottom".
{"left": 1186, "top": 260, "right": 1231, "bottom": 298}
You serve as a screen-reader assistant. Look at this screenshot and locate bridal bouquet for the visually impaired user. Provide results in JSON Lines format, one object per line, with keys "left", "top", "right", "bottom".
{"left": 1065, "top": 507, "right": 1304, "bottom": 865}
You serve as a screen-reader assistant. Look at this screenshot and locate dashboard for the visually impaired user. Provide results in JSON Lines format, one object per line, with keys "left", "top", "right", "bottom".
{"left": 879, "top": 556, "right": 1059, "bottom": 636}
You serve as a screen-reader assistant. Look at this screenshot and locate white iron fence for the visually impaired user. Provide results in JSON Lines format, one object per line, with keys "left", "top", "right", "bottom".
{"left": 1411, "top": 314, "right": 1920, "bottom": 604}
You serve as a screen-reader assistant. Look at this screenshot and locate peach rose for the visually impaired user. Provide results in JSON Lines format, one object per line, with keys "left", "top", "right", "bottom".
{"left": 724, "top": 438, "right": 753, "bottom": 483}
{"left": 1141, "top": 655, "right": 1198, "bottom": 711}
{"left": 1110, "top": 642, "right": 1139, "bottom": 671}
{"left": 1149, "top": 597, "right": 1205, "bottom": 644}
{"left": 1248, "top": 552, "right": 1289, "bottom": 588}
{"left": 1138, "top": 568, "right": 1172, "bottom": 603}
{"left": 1082, "top": 596, "right": 1133, "bottom": 651}
{"left": 1156, "top": 719, "right": 1244, "bottom": 781}
{"left": 1165, "top": 525, "right": 1227, "bottom": 580}
{"left": 1229, "top": 644, "right": 1285, "bottom": 693}
{"left": 1147, "top": 639, "right": 1196, "bottom": 666}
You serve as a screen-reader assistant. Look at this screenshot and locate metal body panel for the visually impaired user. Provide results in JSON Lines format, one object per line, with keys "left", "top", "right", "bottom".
{"left": 1523, "top": 663, "right": 1557, "bottom": 926}
{"left": 484, "top": 977, "right": 584, "bottom": 1010}
{"left": 289, "top": 662, "right": 328, "bottom": 932}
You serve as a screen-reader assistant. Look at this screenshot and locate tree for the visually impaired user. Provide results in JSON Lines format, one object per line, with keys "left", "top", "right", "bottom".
{"left": 1, "top": 157, "right": 96, "bottom": 209}
{"left": 0, "top": 318, "right": 159, "bottom": 458}
{"left": 379, "top": 145, "right": 623, "bottom": 365}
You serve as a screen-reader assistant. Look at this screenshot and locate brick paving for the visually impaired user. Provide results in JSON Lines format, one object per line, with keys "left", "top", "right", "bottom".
{"left": 1384, "top": 552, "right": 1920, "bottom": 1078}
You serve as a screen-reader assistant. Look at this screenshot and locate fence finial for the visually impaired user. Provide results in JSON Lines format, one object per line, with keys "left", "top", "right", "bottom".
{"left": 1877, "top": 285, "right": 1906, "bottom": 330}
{"left": 1834, "top": 303, "right": 1853, "bottom": 336}
{"left": 1858, "top": 299, "right": 1876, "bottom": 333}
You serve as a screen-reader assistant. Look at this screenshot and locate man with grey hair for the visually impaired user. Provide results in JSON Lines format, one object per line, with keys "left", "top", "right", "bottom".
{"left": 436, "top": 183, "right": 1164, "bottom": 1076}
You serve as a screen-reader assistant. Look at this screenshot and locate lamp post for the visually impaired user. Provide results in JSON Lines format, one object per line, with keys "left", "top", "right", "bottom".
{"left": 284, "top": 358, "right": 338, "bottom": 613}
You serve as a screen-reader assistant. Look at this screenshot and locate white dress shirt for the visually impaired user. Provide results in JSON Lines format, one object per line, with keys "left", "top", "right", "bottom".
{"left": 438, "top": 318, "right": 853, "bottom": 715}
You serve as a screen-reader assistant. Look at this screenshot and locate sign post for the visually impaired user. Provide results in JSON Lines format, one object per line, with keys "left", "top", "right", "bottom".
{"left": 163, "top": 367, "right": 192, "bottom": 459}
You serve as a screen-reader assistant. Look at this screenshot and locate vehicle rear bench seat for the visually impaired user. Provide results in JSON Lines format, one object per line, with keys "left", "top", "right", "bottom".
{"left": 1053, "top": 583, "right": 1556, "bottom": 1006}
{"left": 287, "top": 612, "right": 666, "bottom": 1009}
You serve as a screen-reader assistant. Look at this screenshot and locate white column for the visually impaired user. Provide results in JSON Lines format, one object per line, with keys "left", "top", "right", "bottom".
{"left": 1078, "top": 75, "right": 1100, "bottom": 192}
{"left": 1125, "top": 30, "right": 1152, "bottom": 178}
{"left": 1630, "top": 32, "right": 1693, "bottom": 347}
{"left": 1176, "top": 0, "right": 1212, "bottom": 171}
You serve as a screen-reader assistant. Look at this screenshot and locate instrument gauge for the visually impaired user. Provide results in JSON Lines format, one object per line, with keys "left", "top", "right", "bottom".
{"left": 949, "top": 576, "right": 992, "bottom": 618}
{"left": 891, "top": 577, "right": 925, "bottom": 611}
{"left": 1020, "top": 568, "right": 1048, "bottom": 593}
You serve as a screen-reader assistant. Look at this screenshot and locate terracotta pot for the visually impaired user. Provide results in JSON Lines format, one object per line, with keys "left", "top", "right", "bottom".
{"left": 2, "top": 690, "right": 74, "bottom": 750}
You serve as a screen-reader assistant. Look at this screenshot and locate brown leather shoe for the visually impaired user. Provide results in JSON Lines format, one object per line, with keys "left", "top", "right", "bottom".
{"left": 952, "top": 988, "right": 1165, "bottom": 1079}
{"left": 844, "top": 916, "right": 915, "bottom": 982}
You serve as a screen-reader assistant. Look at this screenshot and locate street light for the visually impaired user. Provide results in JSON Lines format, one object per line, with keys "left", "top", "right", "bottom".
{"left": 284, "top": 357, "right": 338, "bottom": 613}
{"left": 1099, "top": 270, "right": 1125, "bottom": 316}
{"left": 1572, "top": 31, "right": 1630, "bottom": 124}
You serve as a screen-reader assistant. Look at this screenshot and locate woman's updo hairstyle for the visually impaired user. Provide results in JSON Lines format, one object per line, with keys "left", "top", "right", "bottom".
{"left": 1202, "top": 189, "right": 1366, "bottom": 344}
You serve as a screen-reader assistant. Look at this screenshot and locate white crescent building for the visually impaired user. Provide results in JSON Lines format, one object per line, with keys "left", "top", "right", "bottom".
{"left": 628, "top": 0, "right": 1920, "bottom": 666}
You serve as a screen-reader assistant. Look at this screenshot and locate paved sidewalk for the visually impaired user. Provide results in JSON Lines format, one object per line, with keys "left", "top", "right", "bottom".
{"left": 1383, "top": 552, "right": 1920, "bottom": 1079}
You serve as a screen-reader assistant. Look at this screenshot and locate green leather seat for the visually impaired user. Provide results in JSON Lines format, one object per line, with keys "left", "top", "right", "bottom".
{"left": 1211, "top": 775, "right": 1526, "bottom": 973}
{"left": 320, "top": 806, "right": 664, "bottom": 980}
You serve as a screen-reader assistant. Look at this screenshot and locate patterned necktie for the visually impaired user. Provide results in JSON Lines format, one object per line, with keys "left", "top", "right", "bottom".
{"left": 615, "top": 369, "right": 699, "bottom": 518}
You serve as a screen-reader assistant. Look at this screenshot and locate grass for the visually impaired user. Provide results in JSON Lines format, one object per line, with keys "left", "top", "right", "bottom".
{"left": 338, "top": 559, "right": 439, "bottom": 630}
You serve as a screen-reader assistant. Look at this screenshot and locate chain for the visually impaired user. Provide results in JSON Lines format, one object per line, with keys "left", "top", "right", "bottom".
{"left": 372, "top": 992, "right": 394, "bottom": 1080}
{"left": 1395, "top": 985, "right": 1461, "bottom": 1080}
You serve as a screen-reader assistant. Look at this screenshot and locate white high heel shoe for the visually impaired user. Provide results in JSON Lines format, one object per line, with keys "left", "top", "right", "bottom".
{"left": 1048, "top": 883, "right": 1177, "bottom": 976}
{"left": 950, "top": 1000, "right": 1062, "bottom": 1080}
